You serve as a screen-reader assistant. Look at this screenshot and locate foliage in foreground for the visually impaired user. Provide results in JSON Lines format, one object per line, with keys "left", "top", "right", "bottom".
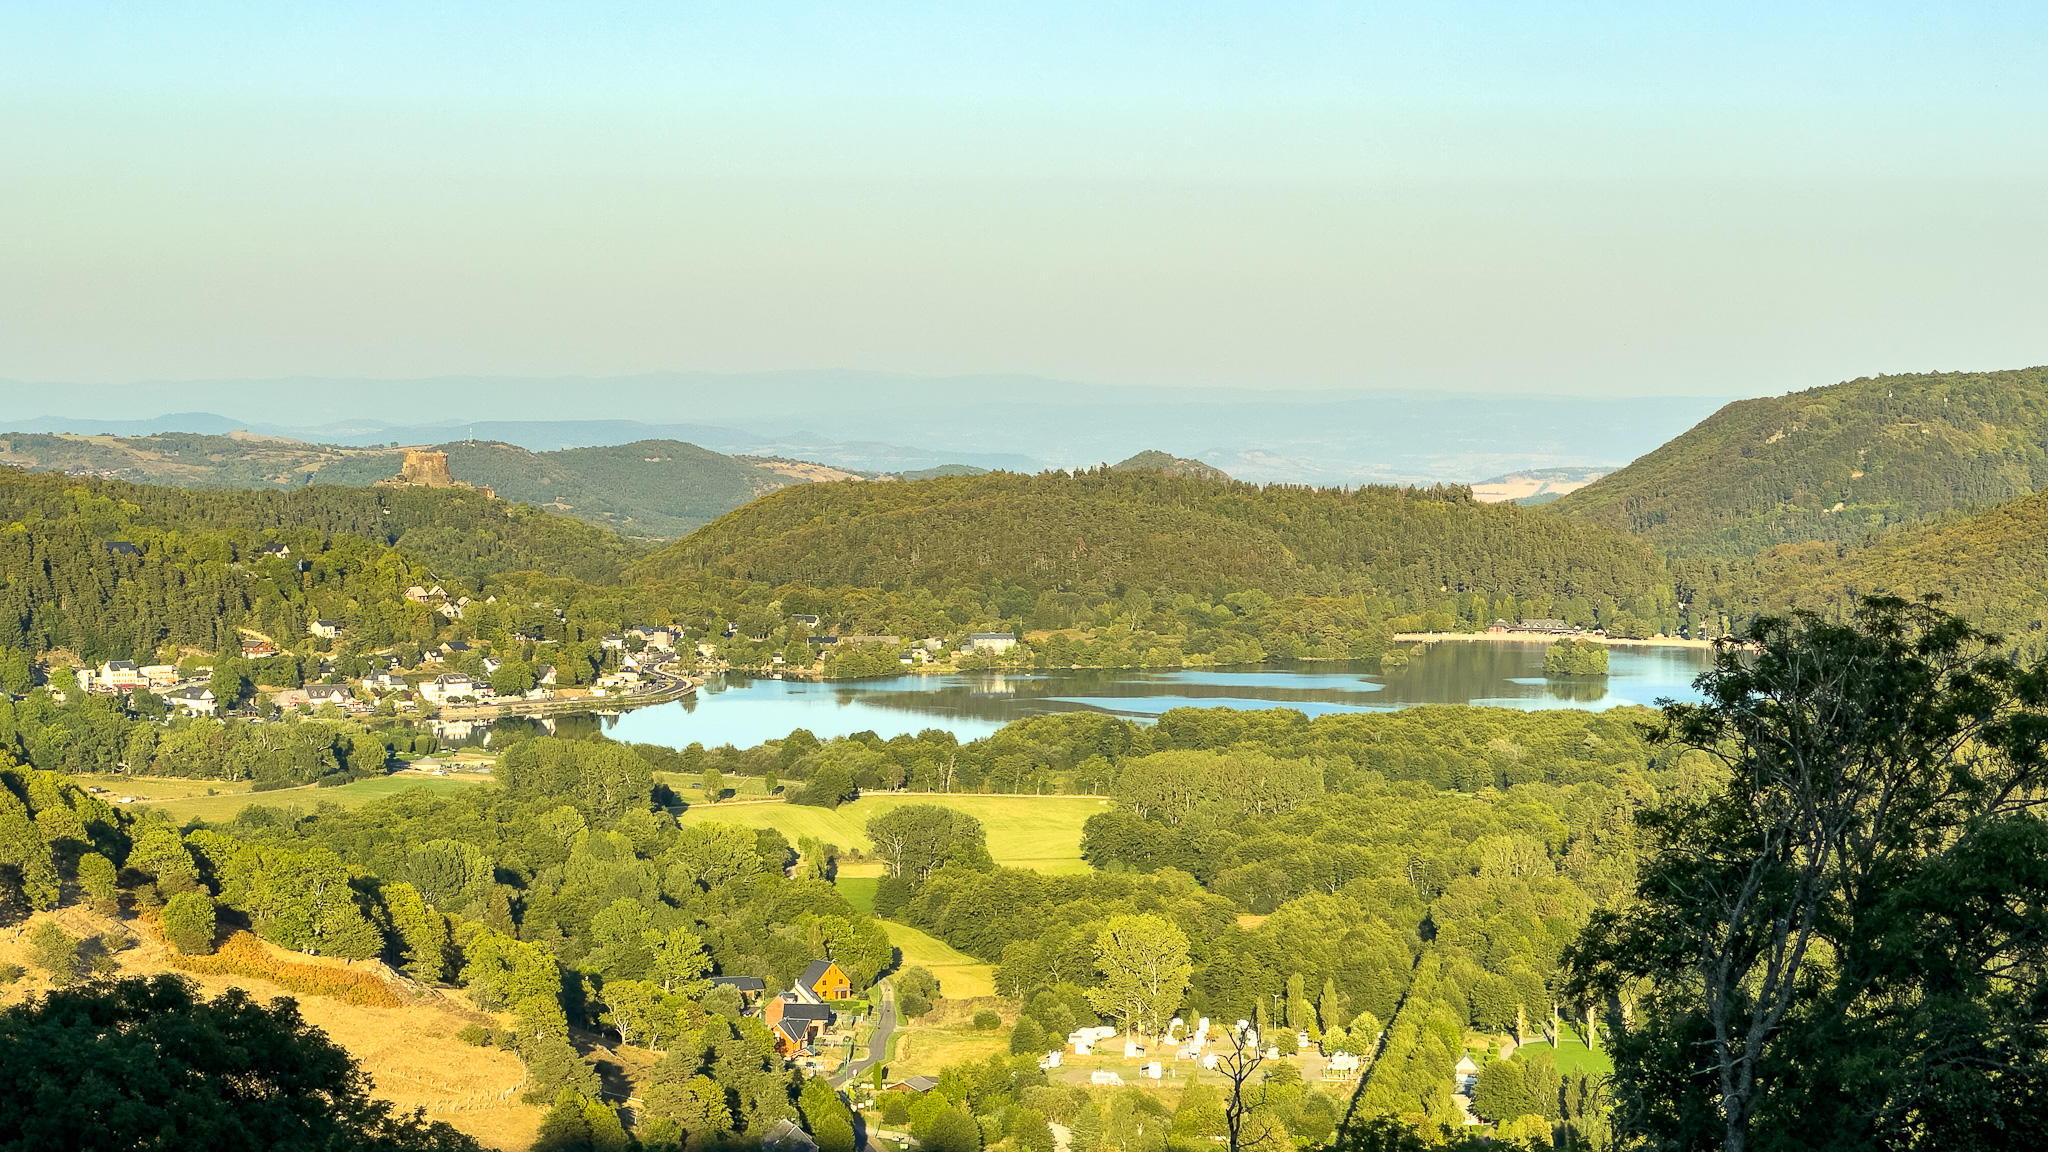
{"left": 0, "top": 974, "right": 479, "bottom": 1151}
{"left": 1570, "top": 597, "right": 2048, "bottom": 1151}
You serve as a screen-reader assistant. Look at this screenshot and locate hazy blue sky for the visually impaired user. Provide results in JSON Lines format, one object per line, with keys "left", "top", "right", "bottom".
{"left": 3, "top": 2, "right": 2044, "bottom": 399}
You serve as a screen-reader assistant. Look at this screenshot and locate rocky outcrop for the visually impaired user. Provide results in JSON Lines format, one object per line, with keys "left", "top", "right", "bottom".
{"left": 378, "top": 449, "right": 495, "bottom": 498}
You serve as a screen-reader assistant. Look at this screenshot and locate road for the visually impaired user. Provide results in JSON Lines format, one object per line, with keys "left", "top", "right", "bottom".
{"left": 835, "top": 980, "right": 898, "bottom": 1087}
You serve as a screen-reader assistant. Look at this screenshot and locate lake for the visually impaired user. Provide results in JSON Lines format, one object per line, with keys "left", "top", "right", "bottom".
{"left": 572, "top": 640, "right": 1714, "bottom": 751}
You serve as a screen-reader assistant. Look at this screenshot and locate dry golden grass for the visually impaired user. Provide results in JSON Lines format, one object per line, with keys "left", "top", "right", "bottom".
{"left": 0, "top": 908, "right": 544, "bottom": 1151}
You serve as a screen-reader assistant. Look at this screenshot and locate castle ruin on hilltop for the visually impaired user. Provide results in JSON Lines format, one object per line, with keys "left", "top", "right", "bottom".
{"left": 376, "top": 449, "right": 495, "bottom": 499}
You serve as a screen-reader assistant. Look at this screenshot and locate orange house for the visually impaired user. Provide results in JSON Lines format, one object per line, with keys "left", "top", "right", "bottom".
{"left": 797, "top": 959, "right": 852, "bottom": 1003}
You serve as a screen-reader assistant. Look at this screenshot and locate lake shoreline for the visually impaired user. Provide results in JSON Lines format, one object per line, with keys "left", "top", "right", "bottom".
{"left": 1393, "top": 631, "right": 1717, "bottom": 649}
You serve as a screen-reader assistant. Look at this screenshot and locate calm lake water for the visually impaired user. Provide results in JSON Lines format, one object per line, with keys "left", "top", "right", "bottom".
{"left": 580, "top": 641, "right": 1714, "bottom": 750}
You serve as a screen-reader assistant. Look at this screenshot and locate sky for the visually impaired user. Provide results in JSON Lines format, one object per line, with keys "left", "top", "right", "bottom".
{"left": 3, "top": 2, "right": 2045, "bottom": 402}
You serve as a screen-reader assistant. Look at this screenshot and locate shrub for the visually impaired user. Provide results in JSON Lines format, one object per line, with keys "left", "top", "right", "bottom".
{"left": 0, "top": 963, "right": 21, "bottom": 985}
{"left": 29, "top": 921, "right": 78, "bottom": 985}
{"left": 161, "top": 892, "right": 218, "bottom": 956}
{"left": 163, "top": 930, "right": 400, "bottom": 1008}
{"left": 456, "top": 1023, "right": 492, "bottom": 1047}
{"left": 972, "top": 1009, "right": 1002, "bottom": 1031}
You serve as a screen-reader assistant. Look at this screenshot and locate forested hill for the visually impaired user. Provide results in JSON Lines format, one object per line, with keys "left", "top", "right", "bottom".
{"left": 638, "top": 467, "right": 1672, "bottom": 607}
{"left": 1552, "top": 366, "right": 2048, "bottom": 558}
{"left": 1681, "top": 485, "right": 2048, "bottom": 643}
{"left": 0, "top": 468, "right": 638, "bottom": 661}
{"left": 0, "top": 433, "right": 836, "bottom": 538}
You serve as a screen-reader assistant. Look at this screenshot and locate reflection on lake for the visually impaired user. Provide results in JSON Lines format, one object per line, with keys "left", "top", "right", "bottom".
{"left": 577, "top": 641, "right": 1713, "bottom": 751}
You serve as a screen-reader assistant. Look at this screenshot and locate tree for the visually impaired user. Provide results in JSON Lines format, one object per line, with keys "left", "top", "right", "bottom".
{"left": 923, "top": 1108, "right": 984, "bottom": 1152}
{"left": 76, "top": 851, "right": 118, "bottom": 912}
{"left": 646, "top": 926, "right": 712, "bottom": 995}
{"left": 160, "top": 891, "right": 218, "bottom": 956}
{"left": 0, "top": 975, "right": 479, "bottom": 1150}
{"left": 1086, "top": 914, "right": 1191, "bottom": 1036}
{"left": 1473, "top": 1059, "right": 1537, "bottom": 1124}
{"left": 1215, "top": 1025, "right": 1267, "bottom": 1152}
{"left": 1568, "top": 598, "right": 2048, "bottom": 1152}
{"left": 382, "top": 882, "right": 450, "bottom": 982}
{"left": 701, "top": 768, "right": 725, "bottom": 803}
{"left": 29, "top": 921, "right": 79, "bottom": 985}
{"left": 865, "top": 805, "right": 994, "bottom": 885}
{"left": 800, "top": 1076, "right": 858, "bottom": 1152}
{"left": 210, "top": 661, "right": 252, "bottom": 711}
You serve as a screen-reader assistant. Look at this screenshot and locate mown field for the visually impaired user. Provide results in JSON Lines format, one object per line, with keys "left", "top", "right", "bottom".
{"left": 680, "top": 794, "right": 1109, "bottom": 873}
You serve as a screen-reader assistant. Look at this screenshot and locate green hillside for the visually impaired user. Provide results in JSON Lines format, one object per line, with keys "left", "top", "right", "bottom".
{"left": 1682, "top": 486, "right": 2048, "bottom": 642}
{"left": 1110, "top": 449, "right": 1232, "bottom": 481}
{"left": 0, "top": 467, "right": 638, "bottom": 662}
{"left": 1552, "top": 366, "right": 2048, "bottom": 558}
{"left": 0, "top": 432, "right": 807, "bottom": 537}
{"left": 640, "top": 467, "right": 1672, "bottom": 611}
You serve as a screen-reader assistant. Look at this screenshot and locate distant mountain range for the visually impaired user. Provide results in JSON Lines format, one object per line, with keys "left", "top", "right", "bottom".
{"left": 0, "top": 371, "right": 1731, "bottom": 486}
{"left": 0, "top": 431, "right": 831, "bottom": 538}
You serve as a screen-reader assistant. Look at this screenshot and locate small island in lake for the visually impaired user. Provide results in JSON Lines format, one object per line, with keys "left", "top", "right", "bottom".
{"left": 1544, "top": 637, "right": 1610, "bottom": 676}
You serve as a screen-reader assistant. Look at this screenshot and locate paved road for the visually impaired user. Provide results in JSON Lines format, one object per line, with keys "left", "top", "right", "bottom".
{"left": 835, "top": 981, "right": 898, "bottom": 1087}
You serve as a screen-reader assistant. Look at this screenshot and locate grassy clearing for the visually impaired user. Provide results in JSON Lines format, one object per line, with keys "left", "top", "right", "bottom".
{"left": 680, "top": 794, "right": 1109, "bottom": 873}
{"left": 1513, "top": 1039, "right": 1614, "bottom": 1077}
{"left": 837, "top": 876, "right": 879, "bottom": 915}
{"left": 655, "top": 771, "right": 775, "bottom": 798}
{"left": 890, "top": 1027, "right": 1011, "bottom": 1076}
{"left": 118, "top": 773, "right": 489, "bottom": 824}
{"left": 886, "top": 921, "right": 995, "bottom": 999}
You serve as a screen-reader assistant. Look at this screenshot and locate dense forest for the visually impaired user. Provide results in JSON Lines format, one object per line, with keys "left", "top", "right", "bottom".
{"left": 0, "top": 467, "right": 646, "bottom": 665}
{"left": 1552, "top": 366, "right": 2048, "bottom": 558}
{"left": 641, "top": 468, "right": 1679, "bottom": 633}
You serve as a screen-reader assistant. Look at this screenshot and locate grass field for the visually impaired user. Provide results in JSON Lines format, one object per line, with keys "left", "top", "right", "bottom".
{"left": 837, "top": 876, "right": 879, "bottom": 915}
{"left": 885, "top": 920, "right": 996, "bottom": 999}
{"left": 90, "top": 773, "right": 492, "bottom": 824}
{"left": 680, "top": 794, "right": 1109, "bottom": 873}
{"left": 1511, "top": 1039, "right": 1614, "bottom": 1077}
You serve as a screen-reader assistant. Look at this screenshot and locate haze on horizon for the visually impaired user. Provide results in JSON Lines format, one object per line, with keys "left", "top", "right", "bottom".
{"left": 3, "top": 2, "right": 2046, "bottom": 406}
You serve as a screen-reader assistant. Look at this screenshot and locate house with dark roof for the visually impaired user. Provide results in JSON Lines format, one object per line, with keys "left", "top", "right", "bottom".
{"left": 256, "top": 541, "right": 291, "bottom": 557}
{"left": 764, "top": 993, "right": 834, "bottom": 1055}
{"left": 711, "top": 975, "right": 766, "bottom": 1002}
{"left": 795, "top": 959, "right": 852, "bottom": 1004}
{"left": 759, "top": 1118, "right": 819, "bottom": 1152}
{"left": 886, "top": 1075, "right": 940, "bottom": 1093}
{"left": 105, "top": 541, "right": 142, "bottom": 557}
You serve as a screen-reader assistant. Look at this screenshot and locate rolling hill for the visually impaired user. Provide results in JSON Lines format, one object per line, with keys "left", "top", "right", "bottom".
{"left": 0, "top": 432, "right": 853, "bottom": 538}
{"left": 636, "top": 465, "right": 1672, "bottom": 611}
{"left": 1682, "top": 486, "right": 2048, "bottom": 643}
{"left": 1552, "top": 366, "right": 2048, "bottom": 558}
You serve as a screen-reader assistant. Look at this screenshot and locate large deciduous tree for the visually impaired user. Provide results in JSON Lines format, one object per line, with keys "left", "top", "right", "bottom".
{"left": 1568, "top": 597, "right": 2048, "bottom": 1152}
{"left": 1087, "top": 913, "right": 1192, "bottom": 1037}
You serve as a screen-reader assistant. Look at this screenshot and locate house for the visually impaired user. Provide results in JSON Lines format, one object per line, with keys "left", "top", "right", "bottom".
{"left": 440, "top": 640, "right": 471, "bottom": 657}
{"left": 105, "top": 541, "right": 142, "bottom": 557}
{"left": 240, "top": 639, "right": 276, "bottom": 657}
{"left": 710, "top": 975, "right": 766, "bottom": 1002}
{"left": 886, "top": 1075, "right": 940, "bottom": 1094}
{"left": 1520, "top": 618, "right": 1580, "bottom": 635}
{"left": 140, "top": 664, "right": 179, "bottom": 687}
{"left": 255, "top": 541, "right": 291, "bottom": 558}
{"left": 967, "top": 632, "right": 1018, "bottom": 653}
{"left": 794, "top": 959, "right": 852, "bottom": 1004}
{"left": 405, "top": 586, "right": 430, "bottom": 603}
{"left": 631, "top": 626, "right": 674, "bottom": 649}
{"left": 789, "top": 615, "right": 820, "bottom": 627}
{"left": 310, "top": 619, "right": 343, "bottom": 639}
{"left": 99, "top": 661, "right": 145, "bottom": 690}
{"left": 764, "top": 993, "right": 834, "bottom": 1055}
{"left": 759, "top": 1118, "right": 820, "bottom": 1152}
{"left": 1454, "top": 1055, "right": 1480, "bottom": 1093}
{"left": 419, "top": 673, "right": 475, "bottom": 705}
{"left": 481, "top": 656, "right": 503, "bottom": 675}
{"left": 366, "top": 672, "right": 407, "bottom": 692}
{"left": 600, "top": 634, "right": 626, "bottom": 651}
{"left": 1487, "top": 619, "right": 1510, "bottom": 634}
{"left": 165, "top": 685, "right": 217, "bottom": 716}
{"left": 533, "top": 665, "right": 557, "bottom": 686}
{"left": 303, "top": 683, "right": 354, "bottom": 707}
